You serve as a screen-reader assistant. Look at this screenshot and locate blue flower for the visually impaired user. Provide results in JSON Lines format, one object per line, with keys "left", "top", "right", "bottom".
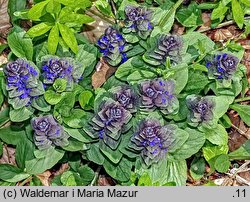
{"left": 41, "top": 56, "right": 83, "bottom": 89}
{"left": 97, "top": 27, "right": 129, "bottom": 66}
{"left": 124, "top": 5, "right": 153, "bottom": 39}
{"left": 145, "top": 35, "right": 183, "bottom": 66}
{"left": 4, "top": 59, "right": 45, "bottom": 109}
{"left": 206, "top": 53, "right": 239, "bottom": 80}
{"left": 129, "top": 119, "right": 173, "bottom": 166}
{"left": 186, "top": 95, "right": 215, "bottom": 125}
{"left": 140, "top": 78, "right": 179, "bottom": 114}
{"left": 32, "top": 115, "right": 69, "bottom": 150}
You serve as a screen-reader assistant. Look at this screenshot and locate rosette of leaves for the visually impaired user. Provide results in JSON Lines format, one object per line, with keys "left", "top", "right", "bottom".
{"left": 97, "top": 27, "right": 132, "bottom": 66}
{"left": 32, "top": 115, "right": 69, "bottom": 150}
{"left": 186, "top": 95, "right": 215, "bottom": 128}
{"left": 139, "top": 78, "right": 179, "bottom": 115}
{"left": 4, "top": 58, "right": 45, "bottom": 121}
{"left": 128, "top": 118, "right": 173, "bottom": 166}
{"left": 24, "top": 0, "right": 95, "bottom": 54}
{"left": 143, "top": 34, "right": 183, "bottom": 67}
{"left": 41, "top": 55, "right": 83, "bottom": 90}
{"left": 109, "top": 85, "right": 139, "bottom": 113}
{"left": 85, "top": 98, "right": 132, "bottom": 150}
{"left": 206, "top": 53, "right": 239, "bottom": 80}
{"left": 123, "top": 5, "right": 153, "bottom": 39}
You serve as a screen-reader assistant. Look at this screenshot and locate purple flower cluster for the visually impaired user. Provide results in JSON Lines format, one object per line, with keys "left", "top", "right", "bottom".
{"left": 41, "top": 57, "right": 82, "bottom": 88}
{"left": 140, "top": 79, "right": 178, "bottom": 114}
{"left": 129, "top": 119, "right": 173, "bottom": 166}
{"left": 206, "top": 53, "right": 239, "bottom": 80}
{"left": 110, "top": 85, "right": 138, "bottom": 113}
{"left": 4, "top": 59, "right": 44, "bottom": 109}
{"left": 88, "top": 99, "right": 132, "bottom": 149}
{"left": 97, "top": 27, "right": 128, "bottom": 66}
{"left": 146, "top": 35, "right": 183, "bottom": 66}
{"left": 32, "top": 115, "right": 69, "bottom": 150}
{"left": 124, "top": 5, "right": 153, "bottom": 39}
{"left": 186, "top": 95, "right": 215, "bottom": 125}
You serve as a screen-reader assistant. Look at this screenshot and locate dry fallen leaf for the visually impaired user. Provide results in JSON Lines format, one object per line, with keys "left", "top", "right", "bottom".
{"left": 213, "top": 29, "right": 233, "bottom": 42}
{"left": 92, "top": 58, "right": 116, "bottom": 89}
{"left": 84, "top": 7, "right": 114, "bottom": 43}
{"left": 37, "top": 171, "right": 52, "bottom": 186}
{"left": 98, "top": 175, "right": 116, "bottom": 186}
{"left": 0, "top": 0, "right": 11, "bottom": 38}
{"left": 0, "top": 145, "right": 16, "bottom": 165}
{"left": 53, "top": 163, "right": 70, "bottom": 176}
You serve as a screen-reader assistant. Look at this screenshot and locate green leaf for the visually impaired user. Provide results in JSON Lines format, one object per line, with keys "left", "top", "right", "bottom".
{"left": 127, "top": 70, "right": 156, "bottom": 84}
{"left": 205, "top": 124, "right": 228, "bottom": 146}
{"left": 63, "top": 109, "right": 87, "bottom": 128}
{"left": 48, "top": 25, "right": 59, "bottom": 54}
{"left": 169, "top": 128, "right": 206, "bottom": 161}
{"left": 7, "top": 30, "right": 33, "bottom": 60}
{"left": 190, "top": 157, "right": 205, "bottom": 180}
{"left": 232, "top": 0, "right": 244, "bottom": 29}
{"left": 214, "top": 154, "right": 230, "bottom": 173}
{"left": 31, "top": 96, "right": 51, "bottom": 112}
{"left": 228, "top": 140, "right": 250, "bottom": 160}
{"left": 27, "top": 22, "right": 52, "bottom": 38}
{"left": 25, "top": 148, "right": 64, "bottom": 175}
{"left": 230, "top": 104, "right": 250, "bottom": 126}
{"left": 8, "top": 0, "right": 26, "bottom": 24}
{"left": 64, "top": 127, "right": 93, "bottom": 143}
{"left": 79, "top": 90, "right": 94, "bottom": 110}
{"left": 213, "top": 96, "right": 234, "bottom": 119}
{"left": 16, "top": 138, "right": 36, "bottom": 169}
{"left": 211, "top": 2, "right": 228, "bottom": 20}
{"left": 75, "top": 44, "right": 98, "bottom": 77}
{"left": 240, "top": 0, "right": 250, "bottom": 6}
{"left": 103, "top": 157, "right": 132, "bottom": 182}
{"left": 77, "top": 165, "right": 95, "bottom": 185}
{"left": 61, "top": 171, "right": 77, "bottom": 186}
{"left": 176, "top": 2, "right": 203, "bottom": 27}
{"left": 170, "top": 66, "right": 188, "bottom": 94}
{"left": 59, "top": 13, "right": 95, "bottom": 24}
{"left": 0, "top": 44, "right": 8, "bottom": 55}
{"left": 44, "top": 90, "right": 62, "bottom": 105}
{"left": 202, "top": 144, "right": 229, "bottom": 162}
{"left": 46, "top": 0, "right": 61, "bottom": 15}
{"left": 62, "top": 137, "right": 85, "bottom": 152}
{"left": 28, "top": 0, "right": 49, "bottom": 20}
{"left": 10, "top": 107, "right": 34, "bottom": 122}
{"left": 0, "top": 142, "right": 3, "bottom": 157}
{"left": 53, "top": 78, "right": 67, "bottom": 93}
{"left": 0, "top": 126, "right": 26, "bottom": 145}
{"left": 86, "top": 144, "right": 105, "bottom": 165}
{"left": 55, "top": 92, "right": 75, "bottom": 117}
{"left": 95, "top": 0, "right": 114, "bottom": 17}
{"left": 161, "top": 159, "right": 187, "bottom": 186}
{"left": 55, "top": 0, "right": 92, "bottom": 9}
{"left": 137, "top": 173, "right": 153, "bottom": 186}
{"left": 0, "top": 164, "right": 30, "bottom": 183}
{"left": 100, "top": 142, "right": 123, "bottom": 164}
{"left": 168, "top": 127, "right": 189, "bottom": 153}
{"left": 58, "top": 23, "right": 78, "bottom": 54}
{"left": 0, "top": 107, "right": 10, "bottom": 127}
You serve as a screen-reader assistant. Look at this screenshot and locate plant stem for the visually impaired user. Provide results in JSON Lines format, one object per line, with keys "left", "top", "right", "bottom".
{"left": 90, "top": 166, "right": 101, "bottom": 186}
{"left": 87, "top": 9, "right": 115, "bottom": 25}
{"left": 158, "top": 0, "right": 184, "bottom": 29}
{"left": 198, "top": 16, "right": 250, "bottom": 33}
{"left": 0, "top": 118, "right": 10, "bottom": 129}
{"left": 234, "top": 96, "right": 250, "bottom": 103}
{"left": 19, "top": 176, "right": 33, "bottom": 186}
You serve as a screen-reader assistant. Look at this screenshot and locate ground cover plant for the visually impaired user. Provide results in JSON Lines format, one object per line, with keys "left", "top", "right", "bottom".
{"left": 0, "top": 0, "right": 249, "bottom": 186}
